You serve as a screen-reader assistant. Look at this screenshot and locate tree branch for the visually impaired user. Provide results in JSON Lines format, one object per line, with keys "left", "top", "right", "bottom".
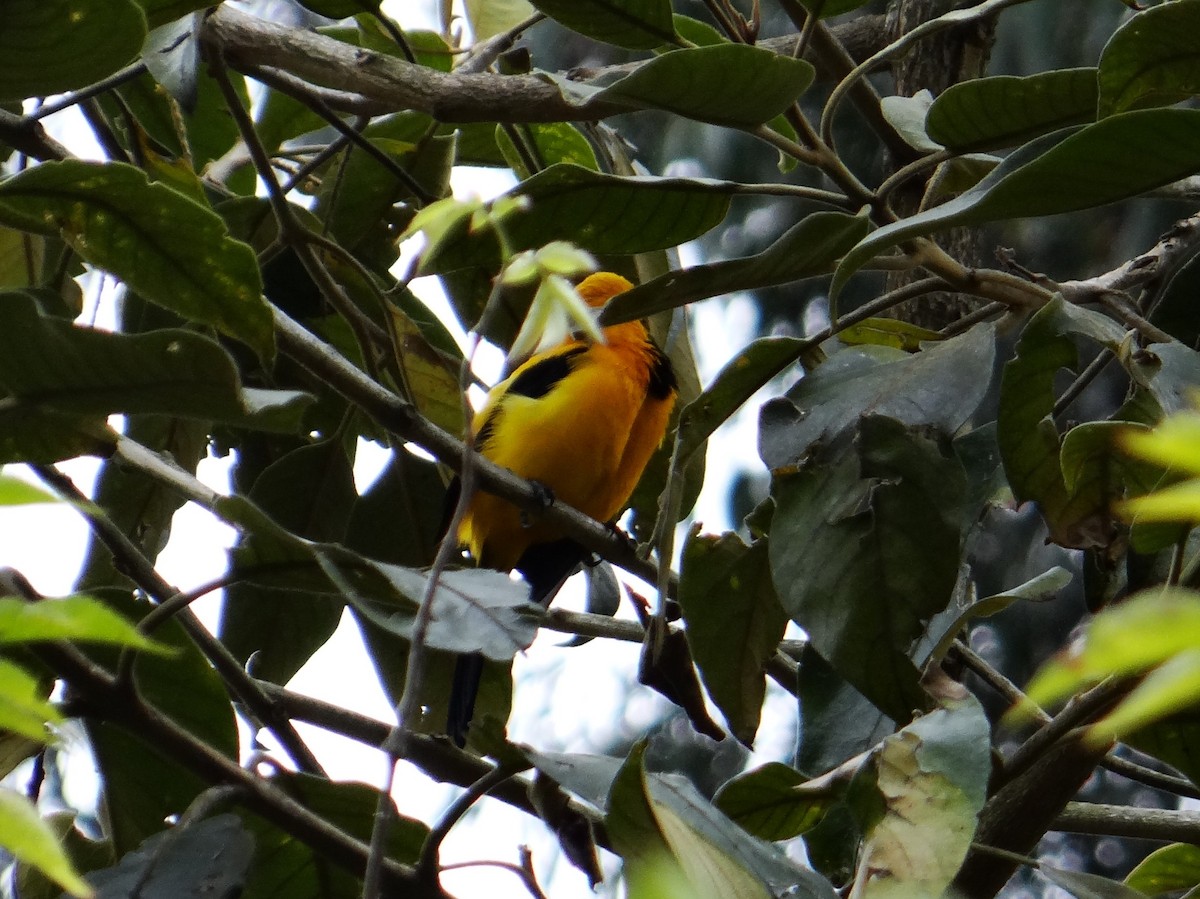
{"left": 201, "top": 6, "right": 887, "bottom": 125}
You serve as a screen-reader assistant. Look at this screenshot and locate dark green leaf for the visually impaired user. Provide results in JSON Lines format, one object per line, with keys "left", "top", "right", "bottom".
{"left": 221, "top": 441, "right": 357, "bottom": 686}
{"left": 673, "top": 337, "right": 803, "bottom": 471}
{"left": 346, "top": 450, "right": 445, "bottom": 568}
{"left": 0, "top": 405, "right": 109, "bottom": 465}
{"left": 678, "top": 530, "right": 786, "bottom": 746}
{"left": 603, "top": 211, "right": 870, "bottom": 323}
{"left": 316, "top": 118, "right": 452, "bottom": 256}
{"left": 529, "top": 0, "right": 677, "bottom": 49}
{"left": 0, "top": 161, "right": 272, "bottom": 357}
{"left": 548, "top": 45, "right": 814, "bottom": 128}
{"left": 420, "top": 164, "right": 731, "bottom": 277}
{"left": 996, "top": 297, "right": 1127, "bottom": 546}
{"left": 1098, "top": 0, "right": 1200, "bottom": 116}
{"left": 0, "top": 293, "right": 307, "bottom": 429}
{"left": 495, "top": 122, "right": 599, "bottom": 179}
{"left": 833, "top": 109, "right": 1200, "bottom": 303}
{"left": 255, "top": 772, "right": 427, "bottom": 867}
{"left": 714, "top": 763, "right": 829, "bottom": 841}
{"left": 769, "top": 417, "right": 965, "bottom": 721}
{"left": 0, "top": 0, "right": 146, "bottom": 102}
{"left": 796, "top": 644, "right": 893, "bottom": 777}
{"left": 926, "top": 69, "right": 1099, "bottom": 153}
{"left": 83, "top": 814, "right": 254, "bottom": 898}
{"left": 1128, "top": 710, "right": 1200, "bottom": 788}
{"left": 758, "top": 323, "right": 995, "bottom": 471}
{"left": 86, "top": 589, "right": 237, "bottom": 853}
{"left": 79, "top": 415, "right": 208, "bottom": 591}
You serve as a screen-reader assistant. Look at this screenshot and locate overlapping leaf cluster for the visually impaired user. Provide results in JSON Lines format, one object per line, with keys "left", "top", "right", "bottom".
{"left": 2, "top": 0, "right": 1200, "bottom": 897}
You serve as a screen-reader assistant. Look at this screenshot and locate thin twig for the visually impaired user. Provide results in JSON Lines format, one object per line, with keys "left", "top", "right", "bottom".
{"left": 418, "top": 762, "right": 527, "bottom": 879}
{"left": 31, "top": 61, "right": 149, "bottom": 120}
{"left": 30, "top": 462, "right": 326, "bottom": 777}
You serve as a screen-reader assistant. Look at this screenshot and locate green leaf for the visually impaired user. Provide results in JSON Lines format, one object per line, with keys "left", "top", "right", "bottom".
{"left": 547, "top": 45, "right": 814, "bottom": 128}
{"left": 529, "top": 0, "right": 677, "bottom": 49}
{"left": 926, "top": 69, "right": 1099, "bottom": 153}
{"left": 714, "top": 763, "right": 829, "bottom": 841}
{"left": 0, "top": 595, "right": 167, "bottom": 653}
{"left": 387, "top": 305, "right": 465, "bottom": 438}
{"left": 0, "top": 658, "right": 61, "bottom": 743}
{"left": 769, "top": 417, "right": 965, "bottom": 721}
{"left": 1041, "top": 865, "right": 1151, "bottom": 899}
{"left": 241, "top": 771, "right": 428, "bottom": 883}
{"left": 421, "top": 164, "right": 731, "bottom": 277}
{"left": 833, "top": 109, "right": 1200, "bottom": 303}
{"left": 531, "top": 748, "right": 835, "bottom": 897}
{"left": 678, "top": 530, "right": 787, "bottom": 746}
{"left": 759, "top": 322, "right": 995, "bottom": 471}
{"left": 1022, "top": 587, "right": 1200, "bottom": 713}
{"left": 221, "top": 441, "right": 357, "bottom": 686}
{"left": 0, "top": 161, "right": 272, "bottom": 358}
{"left": 603, "top": 211, "right": 870, "bottom": 323}
{"left": 1121, "top": 409, "right": 1200, "bottom": 476}
{"left": 671, "top": 337, "right": 803, "bottom": 472}
{"left": 996, "top": 297, "right": 1130, "bottom": 546}
{"left": 0, "top": 293, "right": 308, "bottom": 429}
{"left": 1090, "top": 648, "right": 1200, "bottom": 744}
{"left": 0, "top": 475, "right": 57, "bottom": 506}
{"left": 1125, "top": 842, "right": 1200, "bottom": 895}
{"left": 495, "top": 122, "right": 600, "bottom": 180}
{"left": 86, "top": 588, "right": 237, "bottom": 853}
{"left": 795, "top": 644, "right": 893, "bottom": 776}
{"left": 83, "top": 814, "right": 253, "bottom": 898}
{"left": 1098, "top": 0, "right": 1200, "bottom": 116}
{"left": 854, "top": 698, "right": 990, "bottom": 897}
{"left": 0, "top": 0, "right": 146, "bottom": 102}
{"left": 0, "top": 789, "right": 91, "bottom": 898}
{"left": 466, "top": 0, "right": 535, "bottom": 40}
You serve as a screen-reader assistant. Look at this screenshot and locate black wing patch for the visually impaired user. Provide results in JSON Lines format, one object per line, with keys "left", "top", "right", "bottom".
{"left": 474, "top": 346, "right": 587, "bottom": 449}
{"left": 509, "top": 346, "right": 587, "bottom": 399}
{"left": 647, "top": 342, "right": 676, "bottom": 401}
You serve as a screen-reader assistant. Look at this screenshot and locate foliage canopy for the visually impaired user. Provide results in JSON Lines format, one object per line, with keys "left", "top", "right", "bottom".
{"left": 2, "top": 0, "right": 1200, "bottom": 897}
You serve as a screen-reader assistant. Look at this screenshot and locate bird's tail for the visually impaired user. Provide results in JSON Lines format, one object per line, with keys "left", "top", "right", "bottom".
{"left": 445, "top": 539, "right": 587, "bottom": 748}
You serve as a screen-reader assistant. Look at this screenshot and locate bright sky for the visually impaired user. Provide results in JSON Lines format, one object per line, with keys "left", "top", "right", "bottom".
{"left": 0, "top": 4, "right": 798, "bottom": 897}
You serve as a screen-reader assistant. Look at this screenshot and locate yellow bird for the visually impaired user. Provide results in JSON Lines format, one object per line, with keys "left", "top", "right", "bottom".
{"left": 447, "top": 271, "right": 677, "bottom": 746}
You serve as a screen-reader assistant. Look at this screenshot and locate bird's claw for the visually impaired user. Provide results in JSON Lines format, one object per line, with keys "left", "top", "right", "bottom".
{"left": 520, "top": 481, "right": 556, "bottom": 528}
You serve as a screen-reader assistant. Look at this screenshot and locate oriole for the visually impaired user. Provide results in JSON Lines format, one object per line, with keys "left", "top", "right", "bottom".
{"left": 447, "top": 271, "right": 678, "bottom": 746}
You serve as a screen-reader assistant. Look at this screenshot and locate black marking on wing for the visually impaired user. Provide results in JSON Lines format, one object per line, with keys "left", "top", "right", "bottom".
{"left": 647, "top": 342, "right": 677, "bottom": 401}
{"left": 510, "top": 346, "right": 587, "bottom": 399}
{"left": 474, "top": 346, "right": 587, "bottom": 450}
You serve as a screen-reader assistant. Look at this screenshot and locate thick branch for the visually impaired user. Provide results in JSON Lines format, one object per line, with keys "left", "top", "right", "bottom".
{"left": 201, "top": 5, "right": 886, "bottom": 125}
{"left": 1054, "top": 802, "right": 1200, "bottom": 845}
